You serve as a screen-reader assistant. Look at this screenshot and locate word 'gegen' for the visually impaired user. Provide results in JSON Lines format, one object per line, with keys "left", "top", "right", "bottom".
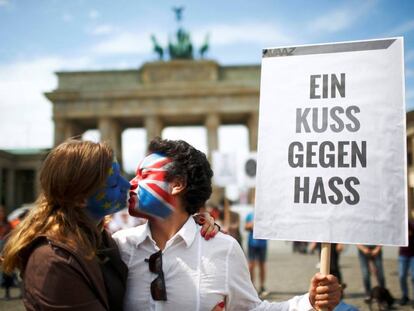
{"left": 288, "top": 141, "right": 366, "bottom": 168}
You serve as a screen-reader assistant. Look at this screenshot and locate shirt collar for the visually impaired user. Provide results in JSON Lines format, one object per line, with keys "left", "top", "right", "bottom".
{"left": 135, "top": 216, "right": 197, "bottom": 249}
{"left": 176, "top": 216, "right": 197, "bottom": 248}
{"left": 134, "top": 222, "right": 152, "bottom": 248}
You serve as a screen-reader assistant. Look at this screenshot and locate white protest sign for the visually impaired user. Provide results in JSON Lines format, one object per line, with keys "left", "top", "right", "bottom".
{"left": 240, "top": 152, "right": 257, "bottom": 188}
{"left": 212, "top": 151, "right": 237, "bottom": 187}
{"left": 255, "top": 38, "right": 407, "bottom": 246}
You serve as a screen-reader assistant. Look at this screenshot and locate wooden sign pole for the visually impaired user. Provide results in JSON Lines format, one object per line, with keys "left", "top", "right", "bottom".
{"left": 320, "top": 243, "right": 331, "bottom": 275}
{"left": 319, "top": 243, "right": 331, "bottom": 311}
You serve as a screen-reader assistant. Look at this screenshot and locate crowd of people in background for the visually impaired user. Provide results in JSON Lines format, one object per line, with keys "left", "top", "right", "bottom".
{"left": 0, "top": 205, "right": 12, "bottom": 300}
{"left": 398, "top": 218, "right": 414, "bottom": 306}
{"left": 0, "top": 204, "right": 27, "bottom": 300}
{"left": 2, "top": 194, "right": 414, "bottom": 308}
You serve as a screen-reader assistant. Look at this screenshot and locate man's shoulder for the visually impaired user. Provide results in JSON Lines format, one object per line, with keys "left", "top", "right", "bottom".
{"left": 202, "top": 231, "right": 240, "bottom": 253}
{"left": 199, "top": 232, "right": 248, "bottom": 271}
{"left": 112, "top": 224, "right": 147, "bottom": 246}
{"left": 215, "top": 231, "right": 237, "bottom": 242}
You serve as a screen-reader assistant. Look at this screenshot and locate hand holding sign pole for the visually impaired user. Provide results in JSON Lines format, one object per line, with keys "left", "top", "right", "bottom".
{"left": 319, "top": 243, "right": 331, "bottom": 311}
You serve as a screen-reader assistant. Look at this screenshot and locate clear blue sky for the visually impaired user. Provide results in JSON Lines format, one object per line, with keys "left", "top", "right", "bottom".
{"left": 0, "top": 0, "right": 413, "bottom": 171}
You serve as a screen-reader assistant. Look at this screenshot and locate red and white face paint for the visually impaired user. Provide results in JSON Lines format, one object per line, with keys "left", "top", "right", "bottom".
{"left": 128, "top": 153, "right": 176, "bottom": 219}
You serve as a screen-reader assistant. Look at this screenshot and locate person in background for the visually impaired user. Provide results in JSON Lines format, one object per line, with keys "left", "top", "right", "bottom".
{"left": 333, "top": 300, "right": 358, "bottom": 311}
{"left": 0, "top": 206, "right": 10, "bottom": 244}
{"left": 9, "top": 209, "right": 30, "bottom": 229}
{"left": 245, "top": 210, "right": 268, "bottom": 297}
{"left": 205, "top": 201, "right": 221, "bottom": 221}
{"left": 398, "top": 219, "right": 414, "bottom": 305}
{"left": 333, "top": 286, "right": 358, "bottom": 311}
{"left": 293, "top": 241, "right": 308, "bottom": 254}
{"left": 330, "top": 244, "right": 345, "bottom": 288}
{"left": 217, "top": 199, "right": 242, "bottom": 247}
{"left": 356, "top": 244, "right": 386, "bottom": 302}
{"left": 0, "top": 205, "right": 13, "bottom": 300}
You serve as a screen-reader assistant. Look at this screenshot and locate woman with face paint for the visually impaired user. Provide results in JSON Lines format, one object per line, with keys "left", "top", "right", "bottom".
{"left": 1, "top": 140, "right": 129, "bottom": 311}
{"left": 0, "top": 139, "right": 220, "bottom": 311}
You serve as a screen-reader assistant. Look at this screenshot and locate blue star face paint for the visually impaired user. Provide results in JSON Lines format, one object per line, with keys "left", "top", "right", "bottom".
{"left": 86, "top": 161, "right": 130, "bottom": 220}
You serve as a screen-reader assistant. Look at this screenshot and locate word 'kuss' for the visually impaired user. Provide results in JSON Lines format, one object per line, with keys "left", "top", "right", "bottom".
{"left": 291, "top": 73, "right": 365, "bottom": 205}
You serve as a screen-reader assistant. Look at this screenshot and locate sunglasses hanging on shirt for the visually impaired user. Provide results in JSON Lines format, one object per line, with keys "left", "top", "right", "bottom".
{"left": 145, "top": 250, "right": 167, "bottom": 301}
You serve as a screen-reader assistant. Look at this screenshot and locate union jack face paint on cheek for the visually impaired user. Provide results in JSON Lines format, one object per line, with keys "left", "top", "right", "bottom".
{"left": 129, "top": 153, "right": 176, "bottom": 219}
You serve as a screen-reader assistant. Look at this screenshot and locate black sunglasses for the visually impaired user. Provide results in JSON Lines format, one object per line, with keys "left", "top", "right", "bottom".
{"left": 145, "top": 250, "right": 167, "bottom": 301}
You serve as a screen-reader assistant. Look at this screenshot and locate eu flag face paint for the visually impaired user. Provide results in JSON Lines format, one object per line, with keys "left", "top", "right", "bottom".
{"left": 129, "top": 153, "right": 175, "bottom": 219}
{"left": 87, "top": 161, "right": 130, "bottom": 220}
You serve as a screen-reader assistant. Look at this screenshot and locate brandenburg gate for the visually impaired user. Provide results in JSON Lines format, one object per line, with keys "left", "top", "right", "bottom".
{"left": 45, "top": 9, "right": 260, "bottom": 170}
{"left": 45, "top": 60, "right": 260, "bottom": 167}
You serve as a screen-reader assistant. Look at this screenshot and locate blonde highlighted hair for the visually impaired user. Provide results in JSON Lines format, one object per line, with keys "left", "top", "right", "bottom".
{"left": 2, "top": 139, "right": 113, "bottom": 273}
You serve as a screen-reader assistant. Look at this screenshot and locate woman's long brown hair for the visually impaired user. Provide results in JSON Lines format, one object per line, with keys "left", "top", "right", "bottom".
{"left": 2, "top": 139, "right": 113, "bottom": 273}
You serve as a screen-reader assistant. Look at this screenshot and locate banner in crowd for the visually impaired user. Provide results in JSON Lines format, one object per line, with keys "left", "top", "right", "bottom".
{"left": 254, "top": 38, "right": 407, "bottom": 246}
{"left": 212, "top": 151, "right": 237, "bottom": 187}
{"left": 212, "top": 152, "right": 257, "bottom": 188}
{"left": 242, "top": 152, "right": 257, "bottom": 188}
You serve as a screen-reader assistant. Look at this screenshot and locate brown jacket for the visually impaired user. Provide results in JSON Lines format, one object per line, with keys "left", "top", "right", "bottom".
{"left": 21, "top": 231, "right": 127, "bottom": 311}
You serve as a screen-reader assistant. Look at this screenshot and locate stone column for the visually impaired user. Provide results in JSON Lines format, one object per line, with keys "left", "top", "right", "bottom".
{"left": 0, "top": 168, "right": 3, "bottom": 207}
{"left": 54, "top": 119, "right": 84, "bottom": 146}
{"left": 6, "top": 169, "right": 15, "bottom": 210}
{"left": 410, "top": 135, "right": 414, "bottom": 169}
{"left": 99, "top": 117, "right": 123, "bottom": 168}
{"left": 205, "top": 114, "right": 221, "bottom": 203}
{"left": 247, "top": 112, "right": 259, "bottom": 204}
{"left": 34, "top": 168, "right": 41, "bottom": 198}
{"left": 54, "top": 118, "right": 66, "bottom": 146}
{"left": 205, "top": 113, "right": 220, "bottom": 158}
{"left": 64, "top": 121, "right": 82, "bottom": 140}
{"left": 409, "top": 136, "right": 414, "bottom": 217}
{"left": 145, "top": 115, "right": 163, "bottom": 147}
{"left": 248, "top": 112, "right": 259, "bottom": 151}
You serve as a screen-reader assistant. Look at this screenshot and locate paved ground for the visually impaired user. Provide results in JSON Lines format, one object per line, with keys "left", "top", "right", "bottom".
{"left": 0, "top": 242, "right": 412, "bottom": 311}
{"left": 259, "top": 250, "right": 406, "bottom": 310}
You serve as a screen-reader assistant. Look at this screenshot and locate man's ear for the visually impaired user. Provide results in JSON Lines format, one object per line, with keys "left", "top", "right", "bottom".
{"left": 171, "top": 178, "right": 186, "bottom": 195}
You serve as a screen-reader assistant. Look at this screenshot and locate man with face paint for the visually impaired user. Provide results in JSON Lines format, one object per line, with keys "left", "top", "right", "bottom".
{"left": 113, "top": 137, "right": 341, "bottom": 311}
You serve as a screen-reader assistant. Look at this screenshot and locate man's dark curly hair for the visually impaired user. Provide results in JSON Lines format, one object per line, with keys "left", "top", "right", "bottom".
{"left": 148, "top": 137, "right": 213, "bottom": 215}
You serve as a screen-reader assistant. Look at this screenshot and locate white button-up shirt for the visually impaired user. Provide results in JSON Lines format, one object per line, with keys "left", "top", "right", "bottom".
{"left": 113, "top": 217, "right": 313, "bottom": 311}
